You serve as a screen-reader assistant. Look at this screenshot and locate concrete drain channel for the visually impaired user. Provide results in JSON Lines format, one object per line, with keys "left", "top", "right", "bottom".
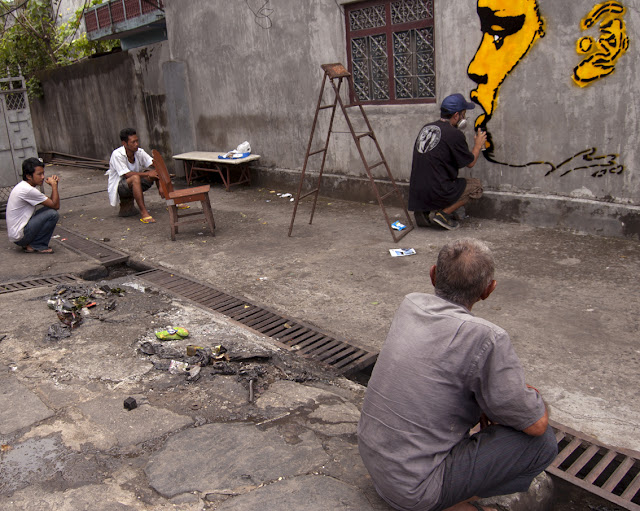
{"left": 549, "top": 420, "right": 640, "bottom": 510}
{"left": 134, "top": 267, "right": 377, "bottom": 377}
{"left": 0, "top": 274, "right": 80, "bottom": 294}
{"left": 48, "top": 225, "right": 378, "bottom": 378}
{"left": 3, "top": 226, "right": 639, "bottom": 509}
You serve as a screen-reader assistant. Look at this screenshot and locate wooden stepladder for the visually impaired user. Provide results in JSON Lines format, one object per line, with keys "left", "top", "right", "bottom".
{"left": 288, "top": 63, "right": 414, "bottom": 242}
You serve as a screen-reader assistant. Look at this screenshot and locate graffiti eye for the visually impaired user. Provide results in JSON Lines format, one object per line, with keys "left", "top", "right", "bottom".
{"left": 493, "top": 34, "right": 504, "bottom": 49}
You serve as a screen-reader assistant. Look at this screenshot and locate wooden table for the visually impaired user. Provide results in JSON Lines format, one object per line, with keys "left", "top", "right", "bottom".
{"left": 172, "top": 151, "right": 261, "bottom": 191}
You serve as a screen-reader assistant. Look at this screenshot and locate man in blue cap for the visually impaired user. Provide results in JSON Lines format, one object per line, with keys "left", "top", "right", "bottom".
{"left": 409, "top": 93, "right": 487, "bottom": 230}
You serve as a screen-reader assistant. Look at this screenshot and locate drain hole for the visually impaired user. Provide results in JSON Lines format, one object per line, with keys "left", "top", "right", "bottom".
{"left": 80, "top": 263, "right": 143, "bottom": 281}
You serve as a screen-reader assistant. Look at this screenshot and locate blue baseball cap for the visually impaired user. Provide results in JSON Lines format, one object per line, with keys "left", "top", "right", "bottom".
{"left": 441, "top": 93, "right": 475, "bottom": 114}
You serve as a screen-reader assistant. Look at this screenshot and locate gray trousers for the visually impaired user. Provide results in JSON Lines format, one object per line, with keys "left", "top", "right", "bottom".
{"left": 433, "top": 424, "right": 558, "bottom": 511}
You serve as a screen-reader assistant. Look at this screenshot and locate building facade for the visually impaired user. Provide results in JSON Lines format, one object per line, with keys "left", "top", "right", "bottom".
{"left": 31, "top": 0, "right": 640, "bottom": 237}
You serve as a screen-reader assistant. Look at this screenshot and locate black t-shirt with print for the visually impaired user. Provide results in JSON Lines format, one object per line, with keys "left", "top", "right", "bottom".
{"left": 408, "top": 120, "right": 474, "bottom": 212}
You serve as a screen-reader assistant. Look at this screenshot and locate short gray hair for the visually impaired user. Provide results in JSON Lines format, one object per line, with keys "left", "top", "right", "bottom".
{"left": 434, "top": 239, "right": 495, "bottom": 308}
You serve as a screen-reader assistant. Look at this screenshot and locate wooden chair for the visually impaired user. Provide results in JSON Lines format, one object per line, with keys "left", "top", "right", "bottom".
{"left": 152, "top": 150, "right": 216, "bottom": 241}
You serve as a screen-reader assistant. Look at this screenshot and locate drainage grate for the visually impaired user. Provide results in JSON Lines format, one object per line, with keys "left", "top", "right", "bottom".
{"left": 53, "top": 226, "right": 128, "bottom": 266}
{"left": 136, "top": 267, "right": 378, "bottom": 376}
{"left": 549, "top": 419, "right": 640, "bottom": 510}
{"left": 0, "top": 274, "right": 80, "bottom": 294}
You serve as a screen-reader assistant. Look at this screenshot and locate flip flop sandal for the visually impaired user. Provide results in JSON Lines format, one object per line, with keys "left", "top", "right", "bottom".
{"left": 36, "top": 248, "right": 54, "bottom": 254}
{"left": 155, "top": 326, "right": 189, "bottom": 341}
{"left": 22, "top": 246, "right": 35, "bottom": 253}
{"left": 140, "top": 216, "right": 156, "bottom": 224}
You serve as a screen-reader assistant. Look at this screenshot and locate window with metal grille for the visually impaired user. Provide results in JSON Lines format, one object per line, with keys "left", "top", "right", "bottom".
{"left": 5, "top": 92, "right": 26, "bottom": 110}
{"left": 345, "top": 0, "right": 435, "bottom": 105}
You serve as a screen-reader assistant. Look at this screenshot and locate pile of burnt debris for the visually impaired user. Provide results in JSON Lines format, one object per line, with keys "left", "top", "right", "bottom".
{"left": 44, "top": 283, "right": 126, "bottom": 342}
{"left": 137, "top": 337, "right": 273, "bottom": 386}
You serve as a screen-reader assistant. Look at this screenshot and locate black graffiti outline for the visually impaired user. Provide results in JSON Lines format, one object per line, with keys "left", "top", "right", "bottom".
{"left": 485, "top": 147, "right": 624, "bottom": 178}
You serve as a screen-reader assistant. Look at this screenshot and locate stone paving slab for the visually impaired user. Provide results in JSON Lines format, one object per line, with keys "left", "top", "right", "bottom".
{"left": 77, "top": 395, "right": 193, "bottom": 450}
{"left": 0, "top": 376, "right": 53, "bottom": 435}
{"left": 216, "top": 474, "right": 377, "bottom": 510}
{"left": 146, "top": 422, "right": 328, "bottom": 498}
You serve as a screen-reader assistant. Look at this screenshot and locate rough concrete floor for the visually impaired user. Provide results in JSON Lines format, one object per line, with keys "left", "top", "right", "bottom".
{"left": 0, "top": 164, "right": 637, "bottom": 510}
{"left": 0, "top": 275, "right": 392, "bottom": 510}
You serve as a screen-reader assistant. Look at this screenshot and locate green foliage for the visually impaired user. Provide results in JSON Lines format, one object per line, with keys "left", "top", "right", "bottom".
{"left": 0, "top": 0, "right": 120, "bottom": 96}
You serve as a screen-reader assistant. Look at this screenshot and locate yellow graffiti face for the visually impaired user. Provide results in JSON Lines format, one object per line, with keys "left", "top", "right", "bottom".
{"left": 573, "top": 1, "right": 629, "bottom": 87}
{"left": 467, "top": 0, "right": 545, "bottom": 129}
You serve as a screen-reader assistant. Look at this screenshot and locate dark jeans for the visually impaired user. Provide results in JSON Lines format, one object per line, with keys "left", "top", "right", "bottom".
{"left": 14, "top": 207, "right": 59, "bottom": 251}
{"left": 433, "top": 425, "right": 558, "bottom": 511}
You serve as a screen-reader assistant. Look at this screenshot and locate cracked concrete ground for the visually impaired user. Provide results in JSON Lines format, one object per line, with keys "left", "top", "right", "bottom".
{"left": 0, "top": 164, "right": 637, "bottom": 509}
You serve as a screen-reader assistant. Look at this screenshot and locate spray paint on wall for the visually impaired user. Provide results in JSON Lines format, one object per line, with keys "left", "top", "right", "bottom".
{"left": 466, "top": 0, "right": 628, "bottom": 178}
{"left": 573, "top": 1, "right": 629, "bottom": 87}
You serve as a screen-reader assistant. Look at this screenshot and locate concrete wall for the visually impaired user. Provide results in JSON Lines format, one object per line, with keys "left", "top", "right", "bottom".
{"left": 31, "top": 42, "right": 171, "bottom": 162}
{"left": 161, "top": 0, "right": 638, "bottom": 236}
{"left": 30, "top": 0, "right": 640, "bottom": 237}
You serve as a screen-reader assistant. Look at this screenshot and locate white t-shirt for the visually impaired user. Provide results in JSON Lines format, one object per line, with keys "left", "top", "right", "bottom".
{"left": 6, "top": 181, "right": 48, "bottom": 242}
{"left": 105, "top": 146, "right": 153, "bottom": 206}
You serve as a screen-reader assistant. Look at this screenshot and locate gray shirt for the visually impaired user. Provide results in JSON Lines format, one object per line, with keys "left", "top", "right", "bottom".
{"left": 358, "top": 293, "right": 545, "bottom": 511}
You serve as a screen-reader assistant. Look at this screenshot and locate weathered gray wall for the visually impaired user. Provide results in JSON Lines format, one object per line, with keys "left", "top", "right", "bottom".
{"left": 160, "top": 0, "right": 638, "bottom": 236}
{"left": 30, "top": 0, "right": 640, "bottom": 237}
{"left": 31, "top": 42, "right": 171, "bottom": 163}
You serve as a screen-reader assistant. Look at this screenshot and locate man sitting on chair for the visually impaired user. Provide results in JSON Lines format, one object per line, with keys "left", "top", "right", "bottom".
{"left": 106, "top": 128, "right": 159, "bottom": 223}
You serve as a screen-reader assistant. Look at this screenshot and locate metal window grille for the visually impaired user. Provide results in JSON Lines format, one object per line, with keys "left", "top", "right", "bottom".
{"left": 5, "top": 92, "right": 26, "bottom": 110}
{"left": 345, "top": 0, "right": 435, "bottom": 105}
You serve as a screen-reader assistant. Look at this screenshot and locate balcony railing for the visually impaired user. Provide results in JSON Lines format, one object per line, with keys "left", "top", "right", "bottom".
{"left": 84, "top": 0, "right": 164, "bottom": 35}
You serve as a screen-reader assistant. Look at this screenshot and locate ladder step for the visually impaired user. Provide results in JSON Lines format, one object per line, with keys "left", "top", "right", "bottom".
{"left": 308, "top": 148, "right": 326, "bottom": 156}
{"left": 299, "top": 188, "right": 319, "bottom": 200}
{"left": 319, "top": 104, "right": 334, "bottom": 110}
{"left": 367, "top": 161, "right": 385, "bottom": 170}
{"left": 356, "top": 132, "right": 373, "bottom": 140}
{"left": 344, "top": 104, "right": 358, "bottom": 108}
{"left": 380, "top": 189, "right": 398, "bottom": 201}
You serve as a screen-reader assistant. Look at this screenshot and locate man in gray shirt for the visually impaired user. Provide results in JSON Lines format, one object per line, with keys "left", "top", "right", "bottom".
{"left": 358, "top": 239, "right": 557, "bottom": 511}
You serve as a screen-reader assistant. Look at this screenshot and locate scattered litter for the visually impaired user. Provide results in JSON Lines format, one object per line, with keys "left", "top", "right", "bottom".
{"left": 186, "top": 345, "right": 205, "bottom": 356}
{"left": 123, "top": 397, "right": 138, "bottom": 410}
{"left": 258, "top": 277, "right": 268, "bottom": 281}
{"left": 52, "top": 235, "right": 60, "bottom": 239}
{"left": 156, "top": 326, "right": 189, "bottom": 341}
{"left": 168, "top": 360, "right": 189, "bottom": 374}
{"left": 44, "top": 323, "right": 71, "bottom": 342}
{"left": 211, "top": 361, "right": 236, "bottom": 375}
{"left": 228, "top": 349, "right": 271, "bottom": 362}
{"left": 123, "top": 282, "right": 145, "bottom": 293}
{"left": 98, "top": 237, "right": 110, "bottom": 242}
{"left": 389, "top": 248, "right": 416, "bottom": 257}
{"left": 266, "top": 200, "right": 271, "bottom": 202}
{"left": 212, "top": 345, "right": 228, "bottom": 360}
{"left": 0, "top": 334, "right": 6, "bottom": 343}
{"left": 391, "top": 221, "right": 406, "bottom": 231}
{"left": 280, "top": 193, "right": 292, "bottom": 198}
{"left": 290, "top": 198, "right": 294, "bottom": 201}
{"left": 371, "top": 301, "right": 379, "bottom": 305}
{"left": 1, "top": 444, "right": 12, "bottom": 452}
{"left": 186, "top": 365, "right": 202, "bottom": 382}
{"left": 139, "top": 341, "right": 156, "bottom": 355}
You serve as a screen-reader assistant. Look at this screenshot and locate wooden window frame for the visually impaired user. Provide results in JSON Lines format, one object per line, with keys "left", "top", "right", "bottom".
{"left": 345, "top": 0, "right": 436, "bottom": 105}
